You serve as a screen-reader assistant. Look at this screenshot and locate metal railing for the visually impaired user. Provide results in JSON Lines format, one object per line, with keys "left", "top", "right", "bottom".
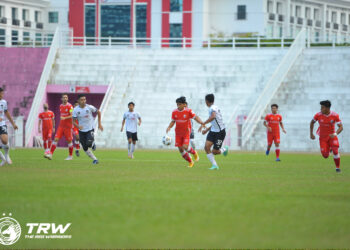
{"left": 0, "top": 34, "right": 54, "bottom": 47}
{"left": 241, "top": 28, "right": 306, "bottom": 148}
{"left": 25, "top": 28, "right": 59, "bottom": 147}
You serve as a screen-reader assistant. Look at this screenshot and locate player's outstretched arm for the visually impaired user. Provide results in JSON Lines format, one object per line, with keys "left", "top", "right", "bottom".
{"left": 310, "top": 120, "right": 316, "bottom": 140}
{"left": 203, "top": 111, "right": 216, "bottom": 125}
{"left": 202, "top": 126, "right": 211, "bottom": 135}
{"left": 5, "top": 110, "right": 17, "bottom": 130}
{"left": 193, "top": 116, "right": 206, "bottom": 132}
{"left": 121, "top": 119, "right": 125, "bottom": 132}
{"left": 97, "top": 110, "right": 103, "bottom": 131}
{"left": 138, "top": 117, "right": 142, "bottom": 126}
{"left": 166, "top": 121, "right": 175, "bottom": 134}
{"left": 280, "top": 121, "right": 286, "bottom": 134}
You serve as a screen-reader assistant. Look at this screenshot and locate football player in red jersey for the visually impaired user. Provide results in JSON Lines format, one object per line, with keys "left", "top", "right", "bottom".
{"left": 310, "top": 100, "right": 343, "bottom": 172}
{"left": 166, "top": 96, "right": 205, "bottom": 168}
{"left": 263, "top": 104, "right": 286, "bottom": 161}
{"left": 38, "top": 103, "right": 55, "bottom": 156}
{"left": 45, "top": 93, "right": 74, "bottom": 160}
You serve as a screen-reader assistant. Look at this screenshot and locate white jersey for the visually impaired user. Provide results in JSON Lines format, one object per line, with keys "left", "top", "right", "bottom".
{"left": 123, "top": 111, "right": 141, "bottom": 133}
{"left": 208, "top": 105, "right": 225, "bottom": 132}
{"left": 72, "top": 104, "right": 97, "bottom": 132}
{"left": 0, "top": 99, "right": 8, "bottom": 126}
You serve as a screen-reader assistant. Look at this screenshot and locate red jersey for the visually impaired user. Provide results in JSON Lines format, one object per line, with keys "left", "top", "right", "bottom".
{"left": 313, "top": 111, "right": 341, "bottom": 139}
{"left": 59, "top": 103, "right": 73, "bottom": 128}
{"left": 265, "top": 113, "right": 282, "bottom": 134}
{"left": 172, "top": 108, "right": 196, "bottom": 136}
{"left": 38, "top": 110, "right": 54, "bottom": 130}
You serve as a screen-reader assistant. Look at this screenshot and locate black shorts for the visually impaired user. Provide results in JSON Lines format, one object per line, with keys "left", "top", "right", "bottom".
{"left": 206, "top": 129, "right": 226, "bottom": 150}
{"left": 79, "top": 129, "right": 95, "bottom": 151}
{"left": 190, "top": 130, "right": 194, "bottom": 139}
{"left": 126, "top": 131, "right": 138, "bottom": 141}
{"left": 0, "top": 125, "right": 8, "bottom": 135}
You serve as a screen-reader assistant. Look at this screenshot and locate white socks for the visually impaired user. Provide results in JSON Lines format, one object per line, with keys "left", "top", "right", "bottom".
{"left": 0, "top": 151, "right": 5, "bottom": 161}
{"left": 128, "top": 143, "right": 131, "bottom": 154}
{"left": 131, "top": 144, "right": 135, "bottom": 153}
{"left": 85, "top": 149, "right": 97, "bottom": 160}
{"left": 220, "top": 147, "right": 227, "bottom": 154}
{"left": 3, "top": 143, "right": 9, "bottom": 158}
{"left": 207, "top": 153, "right": 217, "bottom": 166}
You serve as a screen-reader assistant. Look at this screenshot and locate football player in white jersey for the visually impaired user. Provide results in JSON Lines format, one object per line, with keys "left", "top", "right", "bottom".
{"left": 200, "top": 94, "right": 228, "bottom": 170}
{"left": 121, "top": 102, "right": 141, "bottom": 159}
{"left": 0, "top": 88, "right": 18, "bottom": 166}
{"left": 72, "top": 94, "right": 103, "bottom": 164}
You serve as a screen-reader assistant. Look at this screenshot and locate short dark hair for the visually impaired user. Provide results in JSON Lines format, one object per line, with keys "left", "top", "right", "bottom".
{"left": 176, "top": 96, "right": 186, "bottom": 104}
{"left": 61, "top": 93, "right": 68, "bottom": 97}
{"left": 128, "top": 102, "right": 135, "bottom": 106}
{"left": 271, "top": 104, "right": 278, "bottom": 108}
{"left": 205, "top": 94, "right": 214, "bottom": 103}
{"left": 78, "top": 94, "right": 86, "bottom": 99}
{"left": 320, "top": 100, "right": 331, "bottom": 108}
{"left": 0, "top": 88, "right": 4, "bottom": 92}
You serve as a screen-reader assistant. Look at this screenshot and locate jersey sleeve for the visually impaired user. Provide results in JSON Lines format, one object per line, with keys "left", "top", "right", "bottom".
{"left": 137, "top": 112, "right": 141, "bottom": 119}
{"left": 264, "top": 114, "right": 269, "bottom": 121}
{"left": 188, "top": 109, "right": 196, "bottom": 119}
{"left": 335, "top": 114, "right": 342, "bottom": 124}
{"left": 171, "top": 111, "right": 176, "bottom": 121}
{"left": 313, "top": 113, "right": 320, "bottom": 122}
{"left": 38, "top": 113, "right": 42, "bottom": 119}
{"left": 123, "top": 112, "right": 127, "bottom": 120}
{"left": 69, "top": 104, "right": 74, "bottom": 114}
{"left": 89, "top": 105, "right": 97, "bottom": 113}
{"left": 279, "top": 115, "right": 283, "bottom": 122}
{"left": 3, "top": 101, "right": 7, "bottom": 112}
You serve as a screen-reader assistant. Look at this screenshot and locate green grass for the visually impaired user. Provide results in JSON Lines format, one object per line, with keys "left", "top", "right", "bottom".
{"left": 1, "top": 148, "right": 350, "bottom": 249}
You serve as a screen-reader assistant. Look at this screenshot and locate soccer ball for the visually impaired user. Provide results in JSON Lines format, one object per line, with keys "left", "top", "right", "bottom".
{"left": 162, "top": 135, "right": 172, "bottom": 146}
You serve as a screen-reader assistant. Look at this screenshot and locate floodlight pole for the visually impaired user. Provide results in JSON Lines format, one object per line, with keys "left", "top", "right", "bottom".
{"left": 133, "top": 0, "right": 136, "bottom": 48}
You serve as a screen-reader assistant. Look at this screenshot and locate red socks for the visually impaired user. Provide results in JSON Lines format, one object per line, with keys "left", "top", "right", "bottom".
{"left": 68, "top": 143, "right": 73, "bottom": 156}
{"left": 50, "top": 142, "right": 57, "bottom": 154}
{"left": 75, "top": 140, "right": 80, "bottom": 150}
{"left": 187, "top": 146, "right": 196, "bottom": 155}
{"left": 48, "top": 139, "right": 52, "bottom": 149}
{"left": 181, "top": 152, "right": 192, "bottom": 163}
{"left": 43, "top": 141, "right": 48, "bottom": 150}
{"left": 276, "top": 147, "right": 280, "bottom": 158}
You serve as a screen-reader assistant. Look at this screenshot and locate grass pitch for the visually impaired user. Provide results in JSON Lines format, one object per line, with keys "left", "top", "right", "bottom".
{"left": 0, "top": 148, "right": 349, "bottom": 249}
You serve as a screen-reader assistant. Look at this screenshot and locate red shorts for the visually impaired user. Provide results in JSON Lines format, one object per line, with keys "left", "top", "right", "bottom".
{"left": 175, "top": 134, "right": 190, "bottom": 147}
{"left": 55, "top": 126, "right": 73, "bottom": 141}
{"left": 320, "top": 136, "right": 339, "bottom": 155}
{"left": 267, "top": 132, "right": 280, "bottom": 145}
{"left": 42, "top": 129, "right": 52, "bottom": 141}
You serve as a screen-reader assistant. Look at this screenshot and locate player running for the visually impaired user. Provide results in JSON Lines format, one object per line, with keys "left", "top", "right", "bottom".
{"left": 73, "top": 100, "right": 81, "bottom": 157}
{"left": 200, "top": 94, "right": 228, "bottom": 170}
{"left": 310, "top": 100, "right": 343, "bottom": 172}
{"left": 0, "top": 88, "right": 18, "bottom": 166}
{"left": 166, "top": 96, "right": 204, "bottom": 168}
{"left": 263, "top": 104, "right": 286, "bottom": 161}
{"left": 184, "top": 102, "right": 196, "bottom": 150}
{"left": 45, "top": 93, "right": 74, "bottom": 160}
{"left": 73, "top": 94, "right": 103, "bottom": 164}
{"left": 120, "top": 102, "right": 141, "bottom": 159}
{"left": 38, "top": 103, "right": 55, "bottom": 156}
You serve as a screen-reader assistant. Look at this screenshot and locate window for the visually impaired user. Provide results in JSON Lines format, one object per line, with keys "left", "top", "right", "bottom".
{"left": 170, "top": 0, "right": 182, "bottom": 12}
{"left": 169, "top": 23, "right": 182, "bottom": 47}
{"left": 35, "top": 11, "right": 41, "bottom": 22}
{"left": 332, "top": 11, "right": 337, "bottom": 23}
{"left": 314, "top": 9, "right": 319, "bottom": 20}
{"left": 0, "top": 29, "right": 5, "bottom": 45}
{"left": 12, "top": 8, "right": 18, "bottom": 19}
{"left": 0, "top": 6, "right": 3, "bottom": 17}
{"left": 276, "top": 2, "right": 282, "bottom": 14}
{"left": 23, "top": 31, "right": 30, "bottom": 40}
{"left": 101, "top": 5, "right": 130, "bottom": 42}
{"left": 22, "top": 9, "right": 29, "bottom": 21}
{"left": 35, "top": 33, "right": 42, "bottom": 43}
{"left": 136, "top": 4, "right": 147, "bottom": 41}
{"left": 326, "top": 11, "right": 329, "bottom": 22}
{"left": 267, "top": 1, "right": 273, "bottom": 13}
{"left": 305, "top": 7, "right": 310, "bottom": 19}
{"left": 295, "top": 6, "right": 301, "bottom": 17}
{"left": 341, "top": 13, "right": 346, "bottom": 24}
{"left": 85, "top": 5, "right": 95, "bottom": 41}
{"left": 237, "top": 5, "right": 246, "bottom": 20}
{"left": 48, "top": 11, "right": 59, "bottom": 23}
{"left": 12, "top": 30, "right": 18, "bottom": 45}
